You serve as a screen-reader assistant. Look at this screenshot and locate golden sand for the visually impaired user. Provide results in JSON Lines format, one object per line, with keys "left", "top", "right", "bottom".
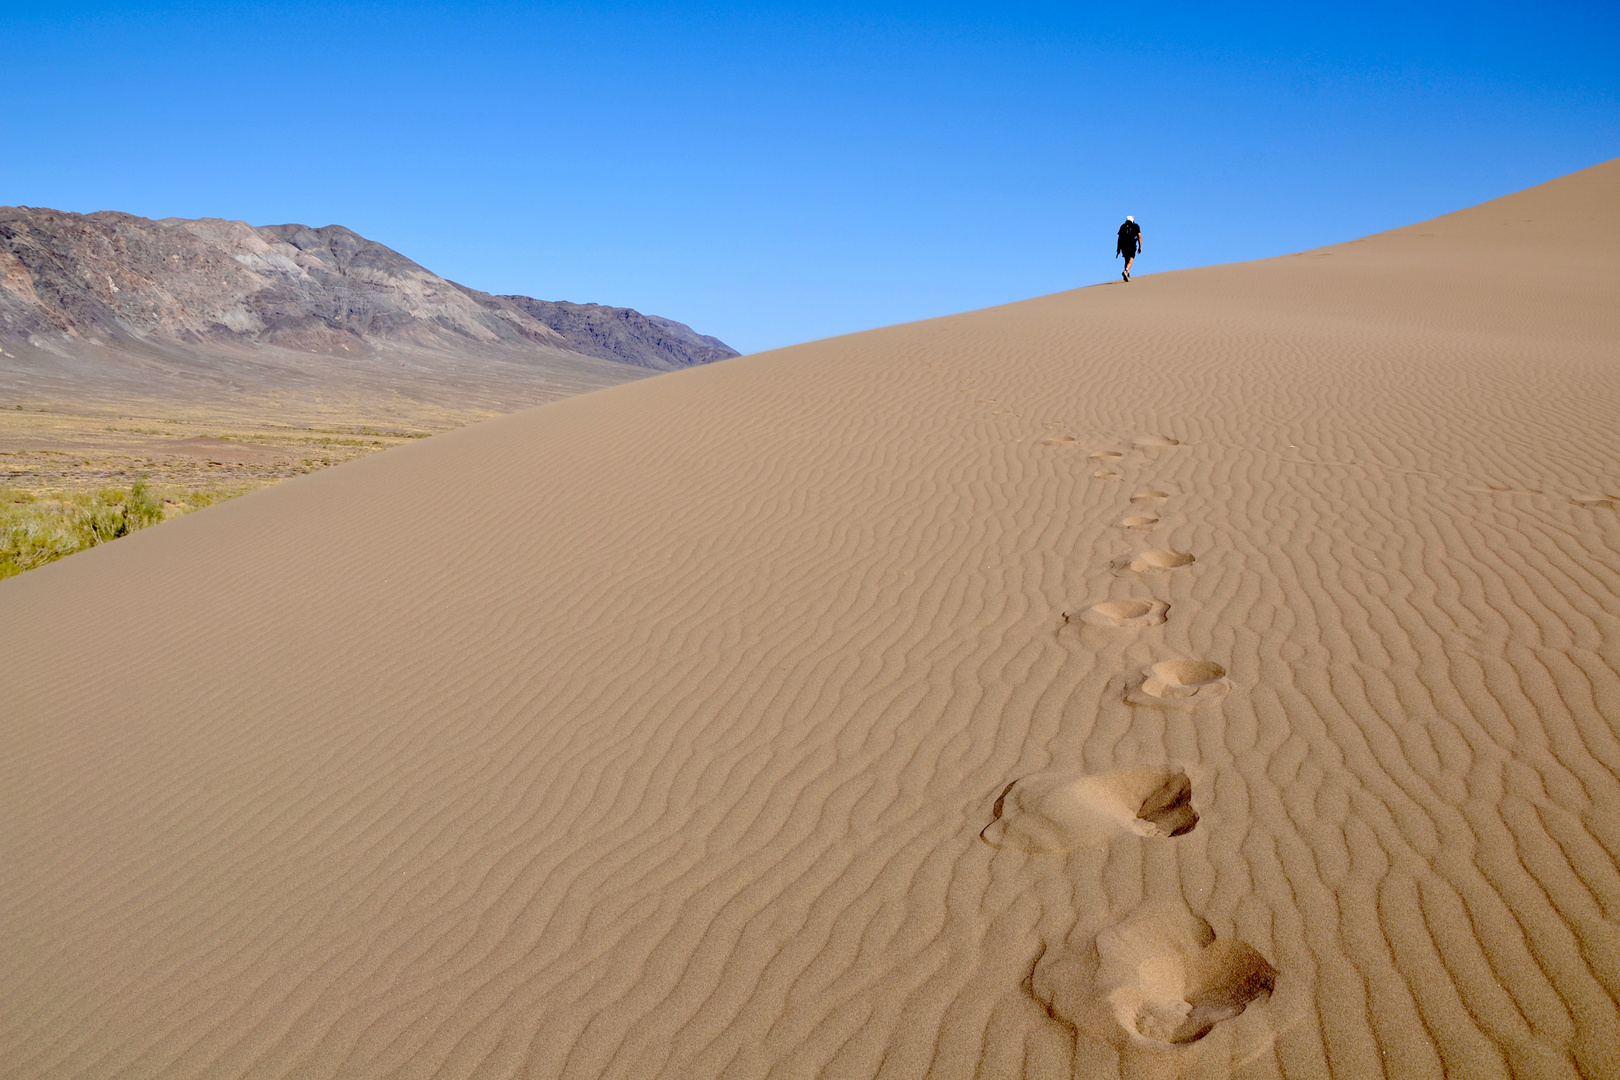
{"left": 2, "top": 160, "right": 1617, "bottom": 1078}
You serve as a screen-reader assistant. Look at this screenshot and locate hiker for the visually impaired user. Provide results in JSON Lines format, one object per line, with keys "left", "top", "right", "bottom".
{"left": 1117, "top": 216, "right": 1142, "bottom": 281}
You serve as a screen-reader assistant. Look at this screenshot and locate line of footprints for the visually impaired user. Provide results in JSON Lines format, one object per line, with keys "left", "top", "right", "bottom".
{"left": 981, "top": 432, "right": 1281, "bottom": 1057}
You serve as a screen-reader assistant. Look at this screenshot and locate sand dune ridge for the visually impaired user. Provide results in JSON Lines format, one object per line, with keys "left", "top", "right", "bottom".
{"left": 2, "top": 160, "right": 1619, "bottom": 1078}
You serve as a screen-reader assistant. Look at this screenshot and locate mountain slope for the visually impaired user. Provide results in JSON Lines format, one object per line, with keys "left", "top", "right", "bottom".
{"left": 0, "top": 208, "right": 738, "bottom": 386}
{"left": 489, "top": 293, "right": 740, "bottom": 368}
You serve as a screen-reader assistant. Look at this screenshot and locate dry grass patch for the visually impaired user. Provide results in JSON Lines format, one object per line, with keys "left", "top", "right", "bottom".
{"left": 0, "top": 396, "right": 487, "bottom": 580}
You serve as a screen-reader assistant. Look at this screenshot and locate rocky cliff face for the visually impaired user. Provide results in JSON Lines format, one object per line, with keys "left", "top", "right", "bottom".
{"left": 491, "top": 295, "right": 740, "bottom": 369}
{"left": 0, "top": 208, "right": 738, "bottom": 375}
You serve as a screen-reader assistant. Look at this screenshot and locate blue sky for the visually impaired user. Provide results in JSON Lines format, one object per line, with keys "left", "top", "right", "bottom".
{"left": 4, "top": 2, "right": 1616, "bottom": 354}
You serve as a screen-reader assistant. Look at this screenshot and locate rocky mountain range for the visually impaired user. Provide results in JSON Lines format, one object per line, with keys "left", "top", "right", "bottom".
{"left": 0, "top": 207, "right": 737, "bottom": 406}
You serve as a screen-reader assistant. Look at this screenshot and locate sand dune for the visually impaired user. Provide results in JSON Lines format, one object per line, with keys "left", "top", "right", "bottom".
{"left": 3, "top": 160, "right": 1619, "bottom": 1079}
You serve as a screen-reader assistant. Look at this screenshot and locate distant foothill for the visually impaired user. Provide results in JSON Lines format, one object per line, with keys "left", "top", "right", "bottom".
{"left": 0, "top": 206, "right": 738, "bottom": 383}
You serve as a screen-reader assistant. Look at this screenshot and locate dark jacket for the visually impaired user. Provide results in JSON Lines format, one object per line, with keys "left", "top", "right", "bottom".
{"left": 1117, "top": 220, "right": 1141, "bottom": 257}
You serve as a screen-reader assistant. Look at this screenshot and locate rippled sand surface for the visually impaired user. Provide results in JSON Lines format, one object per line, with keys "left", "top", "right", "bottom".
{"left": 3, "top": 161, "right": 1617, "bottom": 1079}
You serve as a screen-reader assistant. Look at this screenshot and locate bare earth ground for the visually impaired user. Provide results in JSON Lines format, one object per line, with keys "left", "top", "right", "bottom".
{"left": 0, "top": 337, "right": 647, "bottom": 570}
{"left": 0, "top": 329, "right": 647, "bottom": 495}
{"left": 0, "top": 398, "right": 466, "bottom": 493}
{"left": 1, "top": 161, "right": 1618, "bottom": 1080}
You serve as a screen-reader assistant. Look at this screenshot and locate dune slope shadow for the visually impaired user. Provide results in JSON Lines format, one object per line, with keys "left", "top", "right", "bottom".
{"left": 981, "top": 767, "right": 1199, "bottom": 852}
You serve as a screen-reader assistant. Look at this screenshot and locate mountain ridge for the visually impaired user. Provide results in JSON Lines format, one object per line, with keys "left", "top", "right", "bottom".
{"left": 0, "top": 207, "right": 737, "bottom": 379}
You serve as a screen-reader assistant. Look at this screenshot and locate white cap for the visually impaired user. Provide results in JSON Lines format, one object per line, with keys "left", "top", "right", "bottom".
{"left": 1126, "top": 215, "right": 1134, "bottom": 222}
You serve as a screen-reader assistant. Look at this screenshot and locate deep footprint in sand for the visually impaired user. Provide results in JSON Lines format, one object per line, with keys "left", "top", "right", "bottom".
{"left": 1112, "top": 550, "right": 1195, "bottom": 574}
{"left": 1125, "top": 660, "right": 1231, "bottom": 708}
{"left": 1043, "top": 434, "right": 1079, "bottom": 447}
{"left": 1094, "top": 469, "right": 1124, "bottom": 481}
{"left": 1071, "top": 598, "right": 1169, "bottom": 629}
{"left": 1133, "top": 434, "right": 1181, "bottom": 449}
{"left": 1095, "top": 905, "right": 1278, "bottom": 1046}
{"left": 980, "top": 767, "right": 1199, "bottom": 851}
{"left": 1130, "top": 489, "right": 1171, "bottom": 505}
{"left": 1119, "top": 512, "right": 1160, "bottom": 530}
{"left": 1090, "top": 449, "right": 1125, "bottom": 464}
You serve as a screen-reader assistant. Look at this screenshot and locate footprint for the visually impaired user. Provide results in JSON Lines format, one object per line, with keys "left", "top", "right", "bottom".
{"left": 1130, "top": 489, "right": 1170, "bottom": 505}
{"left": 1090, "top": 449, "right": 1125, "bottom": 463}
{"left": 1132, "top": 435, "right": 1181, "bottom": 448}
{"left": 1111, "top": 550, "right": 1195, "bottom": 574}
{"left": 1094, "top": 469, "right": 1124, "bottom": 481}
{"left": 1124, "top": 660, "right": 1231, "bottom": 708}
{"left": 1043, "top": 434, "right": 1079, "bottom": 447}
{"left": 1071, "top": 598, "right": 1169, "bottom": 629}
{"left": 1094, "top": 904, "right": 1278, "bottom": 1046}
{"left": 981, "top": 767, "right": 1200, "bottom": 851}
{"left": 1119, "top": 512, "right": 1160, "bottom": 530}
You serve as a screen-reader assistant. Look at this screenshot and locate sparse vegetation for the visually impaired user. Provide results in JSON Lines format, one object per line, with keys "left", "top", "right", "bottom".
{"left": 294, "top": 436, "right": 384, "bottom": 448}
{"left": 0, "top": 481, "right": 261, "bottom": 579}
{"left": 0, "top": 399, "right": 460, "bottom": 582}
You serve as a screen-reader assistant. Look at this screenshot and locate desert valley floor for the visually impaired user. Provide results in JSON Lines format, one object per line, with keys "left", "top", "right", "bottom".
{"left": 2, "top": 161, "right": 1618, "bottom": 1079}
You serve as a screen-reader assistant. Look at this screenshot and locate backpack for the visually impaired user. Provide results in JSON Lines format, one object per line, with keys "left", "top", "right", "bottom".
{"left": 1118, "top": 220, "right": 1139, "bottom": 249}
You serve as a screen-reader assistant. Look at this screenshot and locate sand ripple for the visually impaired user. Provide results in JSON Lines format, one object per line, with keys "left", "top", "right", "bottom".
{"left": 3, "top": 162, "right": 1619, "bottom": 1078}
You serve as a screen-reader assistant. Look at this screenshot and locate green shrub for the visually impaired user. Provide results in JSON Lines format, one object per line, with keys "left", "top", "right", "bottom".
{"left": 69, "top": 485, "right": 157, "bottom": 545}
{"left": 123, "top": 482, "right": 165, "bottom": 532}
{"left": 0, "top": 513, "right": 85, "bottom": 577}
{"left": 171, "top": 484, "right": 254, "bottom": 511}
